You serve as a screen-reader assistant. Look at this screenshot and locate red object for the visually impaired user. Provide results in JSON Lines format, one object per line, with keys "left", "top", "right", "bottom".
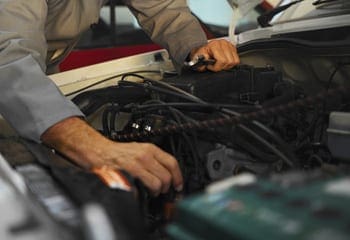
{"left": 92, "top": 166, "right": 133, "bottom": 192}
{"left": 200, "top": 23, "right": 216, "bottom": 40}
{"left": 59, "top": 43, "right": 162, "bottom": 72}
{"left": 260, "top": 0, "right": 274, "bottom": 11}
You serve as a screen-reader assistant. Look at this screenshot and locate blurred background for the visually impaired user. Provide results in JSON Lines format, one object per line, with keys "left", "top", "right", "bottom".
{"left": 59, "top": 0, "right": 280, "bottom": 72}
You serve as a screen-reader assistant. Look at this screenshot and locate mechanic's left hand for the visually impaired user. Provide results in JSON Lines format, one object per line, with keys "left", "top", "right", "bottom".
{"left": 190, "top": 39, "right": 240, "bottom": 72}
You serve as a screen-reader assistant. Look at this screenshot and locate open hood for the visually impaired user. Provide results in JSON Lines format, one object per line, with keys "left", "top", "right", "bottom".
{"left": 231, "top": 0, "right": 350, "bottom": 44}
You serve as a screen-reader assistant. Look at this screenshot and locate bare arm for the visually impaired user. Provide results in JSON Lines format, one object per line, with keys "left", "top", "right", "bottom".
{"left": 41, "top": 117, "right": 183, "bottom": 196}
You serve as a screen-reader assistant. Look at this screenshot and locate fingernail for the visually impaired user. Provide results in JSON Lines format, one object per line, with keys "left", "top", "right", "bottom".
{"left": 176, "top": 184, "right": 183, "bottom": 192}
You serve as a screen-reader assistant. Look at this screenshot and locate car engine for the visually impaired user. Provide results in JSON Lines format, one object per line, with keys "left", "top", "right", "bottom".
{"left": 1, "top": 23, "right": 349, "bottom": 240}
{"left": 65, "top": 58, "right": 349, "bottom": 238}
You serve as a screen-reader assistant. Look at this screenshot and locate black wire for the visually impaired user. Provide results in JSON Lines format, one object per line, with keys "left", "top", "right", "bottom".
{"left": 141, "top": 100, "right": 199, "bottom": 124}
{"left": 169, "top": 135, "right": 177, "bottom": 157}
{"left": 120, "top": 80, "right": 209, "bottom": 104}
{"left": 121, "top": 73, "right": 146, "bottom": 81}
{"left": 122, "top": 75, "right": 207, "bottom": 104}
{"left": 235, "top": 135, "right": 279, "bottom": 163}
{"left": 313, "top": 0, "right": 340, "bottom": 5}
{"left": 140, "top": 77, "right": 296, "bottom": 167}
{"left": 220, "top": 107, "right": 295, "bottom": 167}
{"left": 143, "top": 78, "right": 206, "bottom": 104}
{"left": 252, "top": 121, "right": 298, "bottom": 164}
{"left": 319, "top": 62, "right": 350, "bottom": 141}
{"left": 139, "top": 100, "right": 278, "bottom": 168}
{"left": 141, "top": 78, "right": 262, "bottom": 110}
{"left": 167, "top": 110, "right": 201, "bottom": 178}
{"left": 110, "top": 105, "right": 119, "bottom": 133}
{"left": 142, "top": 99, "right": 202, "bottom": 177}
{"left": 238, "top": 124, "right": 294, "bottom": 167}
{"left": 102, "top": 106, "right": 112, "bottom": 135}
{"left": 142, "top": 95, "right": 292, "bottom": 166}
{"left": 258, "top": 0, "right": 304, "bottom": 27}
{"left": 64, "top": 70, "right": 162, "bottom": 97}
{"left": 92, "top": 70, "right": 297, "bottom": 167}
{"left": 296, "top": 108, "right": 321, "bottom": 147}
{"left": 150, "top": 83, "right": 292, "bottom": 163}
{"left": 134, "top": 102, "right": 259, "bottom": 111}
{"left": 326, "top": 63, "right": 350, "bottom": 90}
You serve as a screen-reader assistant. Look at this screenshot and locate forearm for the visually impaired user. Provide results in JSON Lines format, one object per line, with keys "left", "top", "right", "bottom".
{"left": 41, "top": 117, "right": 183, "bottom": 195}
{"left": 41, "top": 117, "right": 111, "bottom": 169}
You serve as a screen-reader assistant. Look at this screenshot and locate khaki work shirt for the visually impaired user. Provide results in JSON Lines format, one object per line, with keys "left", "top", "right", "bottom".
{"left": 0, "top": 0, "right": 207, "bottom": 142}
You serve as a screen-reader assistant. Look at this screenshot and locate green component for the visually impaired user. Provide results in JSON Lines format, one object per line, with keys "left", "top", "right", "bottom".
{"left": 167, "top": 176, "right": 350, "bottom": 240}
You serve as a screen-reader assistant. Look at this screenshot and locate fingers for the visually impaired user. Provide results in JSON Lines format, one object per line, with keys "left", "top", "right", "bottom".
{"left": 109, "top": 142, "right": 183, "bottom": 196}
{"left": 143, "top": 156, "right": 173, "bottom": 194}
{"left": 154, "top": 147, "right": 183, "bottom": 192}
{"left": 189, "top": 39, "right": 240, "bottom": 72}
{"left": 48, "top": 118, "right": 182, "bottom": 197}
{"left": 141, "top": 144, "right": 183, "bottom": 194}
{"left": 211, "top": 40, "right": 239, "bottom": 71}
{"left": 137, "top": 169, "right": 163, "bottom": 196}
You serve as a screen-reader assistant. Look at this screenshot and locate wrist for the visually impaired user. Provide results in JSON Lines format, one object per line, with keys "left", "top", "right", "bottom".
{"left": 41, "top": 116, "right": 111, "bottom": 169}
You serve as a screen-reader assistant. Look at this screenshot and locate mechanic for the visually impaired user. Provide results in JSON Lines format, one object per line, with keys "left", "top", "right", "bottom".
{"left": 0, "top": 0, "right": 240, "bottom": 196}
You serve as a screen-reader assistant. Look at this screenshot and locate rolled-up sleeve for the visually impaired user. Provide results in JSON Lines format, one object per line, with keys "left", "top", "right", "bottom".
{"left": 0, "top": 0, "right": 83, "bottom": 142}
{"left": 124, "top": 0, "right": 208, "bottom": 69}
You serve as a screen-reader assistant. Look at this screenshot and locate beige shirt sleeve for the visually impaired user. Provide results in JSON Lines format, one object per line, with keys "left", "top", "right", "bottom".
{"left": 0, "top": 0, "right": 90, "bottom": 142}
{"left": 124, "top": 0, "right": 208, "bottom": 70}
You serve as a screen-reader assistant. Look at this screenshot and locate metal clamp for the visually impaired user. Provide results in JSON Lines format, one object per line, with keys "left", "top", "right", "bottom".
{"left": 184, "top": 55, "right": 216, "bottom": 69}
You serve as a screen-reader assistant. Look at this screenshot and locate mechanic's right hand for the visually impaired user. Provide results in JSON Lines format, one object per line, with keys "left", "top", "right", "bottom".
{"left": 102, "top": 141, "right": 183, "bottom": 196}
{"left": 41, "top": 117, "right": 183, "bottom": 196}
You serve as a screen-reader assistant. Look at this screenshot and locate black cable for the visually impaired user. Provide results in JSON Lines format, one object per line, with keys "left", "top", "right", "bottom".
{"left": 143, "top": 78, "right": 206, "bottom": 104}
{"left": 220, "top": 107, "right": 296, "bottom": 167}
{"left": 141, "top": 100, "right": 199, "bottom": 124}
{"left": 102, "top": 106, "right": 112, "bottom": 135}
{"left": 134, "top": 102, "right": 259, "bottom": 111}
{"left": 319, "top": 62, "right": 350, "bottom": 141}
{"left": 90, "top": 70, "right": 345, "bottom": 169}
{"left": 64, "top": 70, "right": 162, "bottom": 97}
{"left": 144, "top": 99, "right": 203, "bottom": 176}
{"left": 169, "top": 135, "right": 177, "bottom": 157}
{"left": 235, "top": 134, "right": 279, "bottom": 163}
{"left": 157, "top": 102, "right": 202, "bottom": 177}
{"left": 258, "top": 0, "right": 304, "bottom": 27}
{"left": 120, "top": 80, "right": 209, "bottom": 104}
{"left": 220, "top": 109, "right": 290, "bottom": 164}
{"left": 140, "top": 78, "right": 287, "bottom": 160}
{"left": 114, "top": 87, "right": 347, "bottom": 141}
{"left": 140, "top": 99, "right": 289, "bottom": 166}
{"left": 296, "top": 108, "right": 321, "bottom": 147}
{"left": 109, "top": 104, "right": 119, "bottom": 134}
{"left": 121, "top": 73, "right": 146, "bottom": 81}
{"left": 313, "top": 0, "right": 340, "bottom": 5}
{"left": 236, "top": 124, "right": 294, "bottom": 167}
{"left": 252, "top": 121, "right": 297, "bottom": 162}
{"left": 326, "top": 63, "right": 350, "bottom": 90}
{"left": 118, "top": 78, "right": 297, "bottom": 167}
{"left": 133, "top": 77, "right": 296, "bottom": 167}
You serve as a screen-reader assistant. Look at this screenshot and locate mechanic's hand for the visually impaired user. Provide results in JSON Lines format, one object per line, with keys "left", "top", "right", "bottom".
{"left": 41, "top": 117, "right": 183, "bottom": 196}
{"left": 189, "top": 39, "right": 240, "bottom": 72}
{"left": 103, "top": 141, "right": 183, "bottom": 196}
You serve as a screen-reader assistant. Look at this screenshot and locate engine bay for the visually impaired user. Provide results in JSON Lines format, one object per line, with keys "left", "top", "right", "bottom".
{"left": 1, "top": 62, "right": 349, "bottom": 240}
{"left": 63, "top": 58, "right": 350, "bottom": 238}
{"left": 0, "top": 1, "right": 350, "bottom": 239}
{"left": 1, "top": 27, "right": 350, "bottom": 239}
